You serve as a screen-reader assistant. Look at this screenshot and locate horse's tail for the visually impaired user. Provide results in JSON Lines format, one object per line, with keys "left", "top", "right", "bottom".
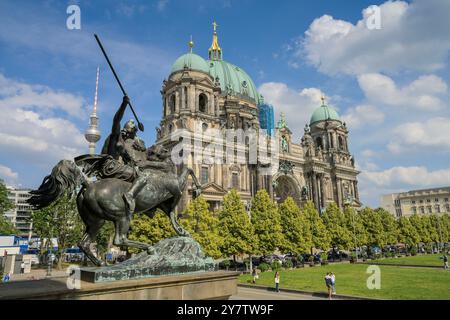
{"left": 27, "top": 160, "right": 85, "bottom": 209}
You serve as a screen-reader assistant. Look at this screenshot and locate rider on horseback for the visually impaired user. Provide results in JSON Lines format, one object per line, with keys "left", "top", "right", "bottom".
{"left": 102, "top": 96, "right": 181, "bottom": 215}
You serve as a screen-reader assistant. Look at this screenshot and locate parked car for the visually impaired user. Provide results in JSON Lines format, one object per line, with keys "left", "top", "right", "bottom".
{"left": 260, "top": 254, "right": 284, "bottom": 264}
{"left": 327, "top": 250, "right": 349, "bottom": 261}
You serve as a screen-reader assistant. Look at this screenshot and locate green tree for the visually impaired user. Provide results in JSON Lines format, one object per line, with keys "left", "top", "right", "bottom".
{"left": 129, "top": 210, "right": 176, "bottom": 252}
{"left": 181, "top": 195, "right": 223, "bottom": 259}
{"left": 303, "top": 201, "right": 330, "bottom": 253}
{"left": 251, "top": 189, "right": 284, "bottom": 255}
{"left": 343, "top": 206, "right": 368, "bottom": 249}
{"left": 0, "top": 180, "right": 17, "bottom": 234}
{"left": 409, "top": 214, "right": 429, "bottom": 244}
{"left": 398, "top": 216, "right": 420, "bottom": 248}
{"left": 322, "top": 203, "right": 353, "bottom": 250}
{"left": 360, "top": 207, "right": 385, "bottom": 248}
{"left": 218, "top": 189, "right": 256, "bottom": 262}
{"left": 376, "top": 208, "right": 398, "bottom": 246}
{"left": 30, "top": 194, "right": 84, "bottom": 269}
{"left": 439, "top": 213, "right": 450, "bottom": 242}
{"left": 279, "top": 197, "right": 312, "bottom": 254}
{"left": 95, "top": 221, "right": 115, "bottom": 259}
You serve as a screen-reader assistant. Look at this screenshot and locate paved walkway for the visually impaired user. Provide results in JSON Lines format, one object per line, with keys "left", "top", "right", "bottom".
{"left": 231, "top": 286, "right": 327, "bottom": 300}
{"left": 3, "top": 268, "right": 67, "bottom": 282}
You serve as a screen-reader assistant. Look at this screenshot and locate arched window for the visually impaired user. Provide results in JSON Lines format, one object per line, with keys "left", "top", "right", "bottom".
{"left": 201, "top": 166, "right": 209, "bottom": 185}
{"left": 202, "top": 123, "right": 208, "bottom": 132}
{"left": 338, "top": 136, "right": 344, "bottom": 150}
{"left": 169, "top": 94, "right": 176, "bottom": 114}
{"left": 232, "top": 172, "right": 239, "bottom": 190}
{"left": 316, "top": 137, "right": 323, "bottom": 149}
{"left": 199, "top": 93, "right": 208, "bottom": 113}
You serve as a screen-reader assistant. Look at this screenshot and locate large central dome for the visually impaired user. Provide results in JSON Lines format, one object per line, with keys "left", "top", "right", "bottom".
{"left": 170, "top": 24, "right": 259, "bottom": 102}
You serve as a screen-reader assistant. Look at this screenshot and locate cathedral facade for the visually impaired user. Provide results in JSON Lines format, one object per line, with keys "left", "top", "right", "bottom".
{"left": 155, "top": 24, "right": 361, "bottom": 213}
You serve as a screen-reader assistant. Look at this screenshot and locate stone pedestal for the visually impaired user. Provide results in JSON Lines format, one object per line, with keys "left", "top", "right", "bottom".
{"left": 0, "top": 271, "right": 240, "bottom": 300}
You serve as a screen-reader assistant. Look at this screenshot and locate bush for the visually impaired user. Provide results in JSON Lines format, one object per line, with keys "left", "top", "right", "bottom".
{"left": 271, "top": 261, "right": 281, "bottom": 271}
{"left": 258, "top": 262, "right": 270, "bottom": 272}
{"left": 410, "top": 247, "right": 418, "bottom": 256}
{"left": 283, "top": 260, "right": 293, "bottom": 269}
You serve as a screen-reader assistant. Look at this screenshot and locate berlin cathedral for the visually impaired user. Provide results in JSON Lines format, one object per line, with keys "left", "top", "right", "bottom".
{"left": 155, "top": 23, "right": 361, "bottom": 213}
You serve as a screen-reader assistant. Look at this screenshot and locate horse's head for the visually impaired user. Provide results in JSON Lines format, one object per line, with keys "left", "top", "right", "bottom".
{"left": 148, "top": 144, "right": 171, "bottom": 160}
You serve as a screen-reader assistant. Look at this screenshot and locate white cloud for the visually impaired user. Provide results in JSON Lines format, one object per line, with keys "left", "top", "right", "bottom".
{"left": 388, "top": 117, "right": 450, "bottom": 153}
{"left": 341, "top": 104, "right": 385, "bottom": 129}
{"left": 297, "top": 0, "right": 450, "bottom": 75}
{"left": 0, "top": 73, "right": 86, "bottom": 166}
{"left": 0, "top": 164, "right": 18, "bottom": 186}
{"left": 358, "top": 73, "right": 447, "bottom": 111}
{"left": 157, "top": 0, "right": 169, "bottom": 12}
{"left": 258, "top": 82, "right": 328, "bottom": 136}
{"left": 116, "top": 3, "right": 147, "bottom": 17}
{"left": 0, "top": 73, "right": 86, "bottom": 118}
{"left": 361, "top": 166, "right": 450, "bottom": 188}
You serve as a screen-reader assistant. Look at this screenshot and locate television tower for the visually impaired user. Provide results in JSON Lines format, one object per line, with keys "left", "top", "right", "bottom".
{"left": 85, "top": 67, "right": 101, "bottom": 155}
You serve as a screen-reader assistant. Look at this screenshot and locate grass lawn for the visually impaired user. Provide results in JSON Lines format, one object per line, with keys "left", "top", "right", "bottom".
{"left": 239, "top": 263, "right": 450, "bottom": 300}
{"left": 371, "top": 254, "right": 445, "bottom": 267}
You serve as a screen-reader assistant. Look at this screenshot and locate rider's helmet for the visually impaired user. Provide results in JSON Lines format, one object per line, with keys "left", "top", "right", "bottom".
{"left": 123, "top": 120, "right": 137, "bottom": 136}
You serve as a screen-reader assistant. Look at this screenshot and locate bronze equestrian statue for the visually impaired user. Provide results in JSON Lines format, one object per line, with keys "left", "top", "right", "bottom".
{"left": 28, "top": 96, "right": 202, "bottom": 267}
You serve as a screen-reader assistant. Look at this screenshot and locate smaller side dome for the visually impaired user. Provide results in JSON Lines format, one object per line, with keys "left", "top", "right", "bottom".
{"left": 170, "top": 53, "right": 210, "bottom": 75}
{"left": 310, "top": 103, "right": 340, "bottom": 125}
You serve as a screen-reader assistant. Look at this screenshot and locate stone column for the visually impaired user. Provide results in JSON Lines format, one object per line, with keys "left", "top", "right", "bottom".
{"left": 312, "top": 173, "right": 320, "bottom": 211}
{"left": 164, "top": 95, "right": 169, "bottom": 117}
{"left": 336, "top": 177, "right": 342, "bottom": 208}
{"left": 209, "top": 92, "right": 214, "bottom": 115}
{"left": 189, "top": 86, "right": 195, "bottom": 113}
{"left": 354, "top": 180, "right": 360, "bottom": 201}
{"left": 175, "top": 91, "right": 180, "bottom": 113}
{"left": 320, "top": 175, "right": 326, "bottom": 210}
{"left": 333, "top": 132, "right": 337, "bottom": 151}
{"left": 180, "top": 86, "right": 185, "bottom": 110}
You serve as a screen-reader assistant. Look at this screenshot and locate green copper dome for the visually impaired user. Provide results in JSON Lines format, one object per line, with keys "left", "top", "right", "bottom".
{"left": 208, "top": 60, "right": 259, "bottom": 102}
{"left": 171, "top": 52, "right": 210, "bottom": 75}
{"left": 310, "top": 104, "right": 341, "bottom": 124}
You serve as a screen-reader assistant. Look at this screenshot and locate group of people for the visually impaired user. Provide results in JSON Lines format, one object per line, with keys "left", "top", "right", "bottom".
{"left": 252, "top": 267, "right": 337, "bottom": 298}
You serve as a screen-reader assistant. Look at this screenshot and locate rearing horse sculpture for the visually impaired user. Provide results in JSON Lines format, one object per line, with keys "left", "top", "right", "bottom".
{"left": 28, "top": 157, "right": 202, "bottom": 267}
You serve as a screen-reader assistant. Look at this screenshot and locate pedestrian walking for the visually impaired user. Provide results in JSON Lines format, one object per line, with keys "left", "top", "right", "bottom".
{"left": 324, "top": 272, "right": 332, "bottom": 300}
{"left": 20, "top": 261, "right": 25, "bottom": 274}
{"left": 443, "top": 254, "right": 449, "bottom": 270}
{"left": 252, "top": 268, "right": 258, "bottom": 284}
{"left": 274, "top": 271, "right": 280, "bottom": 292}
{"left": 330, "top": 272, "right": 336, "bottom": 294}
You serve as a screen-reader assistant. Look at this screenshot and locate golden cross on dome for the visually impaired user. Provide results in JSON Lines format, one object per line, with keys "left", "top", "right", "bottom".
{"left": 213, "top": 20, "right": 218, "bottom": 32}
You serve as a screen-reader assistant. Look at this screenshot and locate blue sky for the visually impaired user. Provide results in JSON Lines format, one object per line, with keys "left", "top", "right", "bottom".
{"left": 1, "top": 0, "right": 450, "bottom": 207}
